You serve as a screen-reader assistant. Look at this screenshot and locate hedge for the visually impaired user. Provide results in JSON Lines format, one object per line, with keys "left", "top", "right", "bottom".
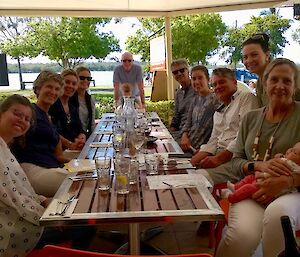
{"left": 0, "top": 92, "right": 174, "bottom": 127}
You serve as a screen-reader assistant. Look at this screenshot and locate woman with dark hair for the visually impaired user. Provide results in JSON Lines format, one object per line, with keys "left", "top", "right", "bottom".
{"left": 242, "top": 32, "right": 300, "bottom": 106}
{"left": 13, "top": 70, "right": 69, "bottom": 197}
{"left": 180, "top": 65, "right": 219, "bottom": 152}
{"left": 70, "top": 66, "right": 96, "bottom": 137}
{"left": 49, "top": 69, "right": 86, "bottom": 150}
{"left": 0, "top": 94, "right": 45, "bottom": 256}
{"left": 242, "top": 33, "right": 271, "bottom": 107}
{"left": 216, "top": 58, "right": 300, "bottom": 257}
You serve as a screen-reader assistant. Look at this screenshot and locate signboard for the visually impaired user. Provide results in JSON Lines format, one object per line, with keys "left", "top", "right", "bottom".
{"left": 150, "top": 36, "right": 166, "bottom": 72}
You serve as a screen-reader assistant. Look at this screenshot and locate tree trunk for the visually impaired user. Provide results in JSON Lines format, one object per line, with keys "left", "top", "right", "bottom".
{"left": 17, "top": 57, "right": 24, "bottom": 90}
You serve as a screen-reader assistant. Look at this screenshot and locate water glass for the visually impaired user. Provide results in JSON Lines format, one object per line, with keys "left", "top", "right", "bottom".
{"left": 145, "top": 153, "right": 159, "bottom": 175}
{"left": 114, "top": 155, "right": 130, "bottom": 194}
{"left": 129, "top": 159, "right": 139, "bottom": 184}
{"left": 159, "top": 153, "right": 169, "bottom": 165}
{"left": 95, "top": 157, "right": 111, "bottom": 191}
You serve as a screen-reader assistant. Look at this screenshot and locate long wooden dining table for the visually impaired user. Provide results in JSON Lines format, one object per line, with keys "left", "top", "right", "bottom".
{"left": 40, "top": 112, "right": 224, "bottom": 254}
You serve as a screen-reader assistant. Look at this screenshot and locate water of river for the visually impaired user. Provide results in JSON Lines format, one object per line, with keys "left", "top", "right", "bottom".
{"left": 1, "top": 70, "right": 114, "bottom": 91}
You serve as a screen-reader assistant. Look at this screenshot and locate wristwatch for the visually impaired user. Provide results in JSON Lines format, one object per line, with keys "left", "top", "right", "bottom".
{"left": 247, "top": 162, "right": 255, "bottom": 173}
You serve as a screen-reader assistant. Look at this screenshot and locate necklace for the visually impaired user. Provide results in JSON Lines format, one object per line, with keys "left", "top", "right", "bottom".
{"left": 252, "top": 107, "right": 288, "bottom": 161}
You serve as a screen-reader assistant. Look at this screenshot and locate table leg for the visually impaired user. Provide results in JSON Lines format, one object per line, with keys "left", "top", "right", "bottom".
{"left": 129, "top": 223, "right": 140, "bottom": 254}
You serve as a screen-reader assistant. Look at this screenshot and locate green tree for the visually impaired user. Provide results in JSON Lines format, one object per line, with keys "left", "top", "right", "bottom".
{"left": 222, "top": 13, "right": 291, "bottom": 66}
{"left": 1, "top": 17, "right": 120, "bottom": 68}
{"left": 0, "top": 17, "right": 33, "bottom": 89}
{"left": 292, "top": 26, "right": 300, "bottom": 44}
{"left": 126, "top": 14, "right": 226, "bottom": 64}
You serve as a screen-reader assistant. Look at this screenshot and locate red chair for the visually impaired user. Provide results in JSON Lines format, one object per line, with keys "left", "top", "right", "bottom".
{"left": 36, "top": 245, "right": 214, "bottom": 257}
{"left": 207, "top": 182, "right": 228, "bottom": 249}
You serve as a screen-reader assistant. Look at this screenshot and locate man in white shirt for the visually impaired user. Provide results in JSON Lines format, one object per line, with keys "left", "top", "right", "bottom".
{"left": 191, "top": 68, "right": 259, "bottom": 185}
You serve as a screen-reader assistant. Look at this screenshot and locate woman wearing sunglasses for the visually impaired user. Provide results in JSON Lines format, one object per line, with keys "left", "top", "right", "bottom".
{"left": 70, "top": 66, "right": 96, "bottom": 137}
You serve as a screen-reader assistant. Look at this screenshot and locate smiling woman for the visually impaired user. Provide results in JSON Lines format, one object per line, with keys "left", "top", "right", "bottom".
{"left": 49, "top": 69, "right": 86, "bottom": 152}
{"left": 0, "top": 94, "right": 45, "bottom": 257}
{"left": 12, "top": 70, "right": 70, "bottom": 198}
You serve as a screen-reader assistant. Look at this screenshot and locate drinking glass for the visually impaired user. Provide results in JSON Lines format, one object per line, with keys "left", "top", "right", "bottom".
{"left": 129, "top": 159, "right": 139, "bottom": 184}
{"left": 132, "top": 131, "right": 145, "bottom": 152}
{"left": 145, "top": 153, "right": 159, "bottom": 175}
{"left": 95, "top": 157, "right": 111, "bottom": 191}
{"left": 114, "top": 155, "right": 130, "bottom": 194}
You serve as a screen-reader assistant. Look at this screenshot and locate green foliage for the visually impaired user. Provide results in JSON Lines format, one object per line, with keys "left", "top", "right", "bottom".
{"left": 222, "top": 13, "right": 291, "bottom": 64}
{"left": 292, "top": 26, "right": 300, "bottom": 44}
{"left": 94, "top": 96, "right": 114, "bottom": 118}
{"left": 1, "top": 17, "right": 120, "bottom": 68}
{"left": 146, "top": 100, "right": 174, "bottom": 127}
{"left": 126, "top": 14, "right": 226, "bottom": 64}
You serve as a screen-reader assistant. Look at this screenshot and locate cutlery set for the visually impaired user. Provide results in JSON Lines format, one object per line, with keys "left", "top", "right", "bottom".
{"left": 49, "top": 195, "right": 76, "bottom": 216}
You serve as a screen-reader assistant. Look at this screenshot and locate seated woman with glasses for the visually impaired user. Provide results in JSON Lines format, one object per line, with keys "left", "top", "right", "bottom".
{"left": 180, "top": 65, "right": 219, "bottom": 153}
{"left": 70, "top": 66, "right": 96, "bottom": 137}
{"left": 12, "top": 71, "right": 69, "bottom": 197}
{"left": 49, "top": 69, "right": 86, "bottom": 151}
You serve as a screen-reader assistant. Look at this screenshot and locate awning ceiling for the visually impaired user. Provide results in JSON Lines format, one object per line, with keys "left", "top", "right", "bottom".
{"left": 0, "top": 0, "right": 299, "bottom": 17}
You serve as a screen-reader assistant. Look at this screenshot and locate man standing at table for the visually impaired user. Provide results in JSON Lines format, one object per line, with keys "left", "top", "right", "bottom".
{"left": 191, "top": 68, "right": 259, "bottom": 185}
{"left": 113, "top": 52, "right": 145, "bottom": 107}
{"left": 170, "top": 59, "right": 196, "bottom": 141}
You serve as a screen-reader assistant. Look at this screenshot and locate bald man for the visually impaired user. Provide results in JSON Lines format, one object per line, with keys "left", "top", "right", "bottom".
{"left": 113, "top": 52, "right": 145, "bottom": 106}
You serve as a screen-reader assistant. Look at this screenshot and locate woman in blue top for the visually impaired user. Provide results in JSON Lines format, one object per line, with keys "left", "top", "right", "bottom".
{"left": 13, "top": 70, "right": 69, "bottom": 197}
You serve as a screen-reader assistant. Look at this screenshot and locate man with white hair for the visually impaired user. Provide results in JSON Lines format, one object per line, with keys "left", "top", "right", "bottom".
{"left": 113, "top": 52, "right": 145, "bottom": 107}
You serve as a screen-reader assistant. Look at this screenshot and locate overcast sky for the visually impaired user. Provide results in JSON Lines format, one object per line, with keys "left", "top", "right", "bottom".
{"left": 7, "top": 7, "right": 300, "bottom": 65}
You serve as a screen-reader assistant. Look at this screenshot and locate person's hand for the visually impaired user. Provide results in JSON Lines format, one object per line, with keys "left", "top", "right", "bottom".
{"left": 252, "top": 175, "right": 291, "bottom": 204}
{"left": 199, "top": 156, "right": 222, "bottom": 169}
{"left": 180, "top": 134, "right": 191, "bottom": 151}
{"left": 191, "top": 151, "right": 210, "bottom": 166}
{"left": 41, "top": 197, "right": 51, "bottom": 208}
{"left": 255, "top": 158, "right": 292, "bottom": 177}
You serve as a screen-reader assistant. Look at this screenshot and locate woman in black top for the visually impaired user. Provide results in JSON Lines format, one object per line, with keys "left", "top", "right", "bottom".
{"left": 49, "top": 69, "right": 86, "bottom": 150}
{"left": 70, "top": 66, "right": 95, "bottom": 137}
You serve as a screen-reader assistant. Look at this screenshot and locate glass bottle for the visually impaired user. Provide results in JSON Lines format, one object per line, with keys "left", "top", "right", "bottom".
{"left": 277, "top": 216, "right": 300, "bottom": 257}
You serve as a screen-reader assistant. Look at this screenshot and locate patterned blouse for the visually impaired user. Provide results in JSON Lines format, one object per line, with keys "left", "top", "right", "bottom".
{"left": 182, "top": 93, "right": 219, "bottom": 149}
{"left": 0, "top": 137, "right": 44, "bottom": 257}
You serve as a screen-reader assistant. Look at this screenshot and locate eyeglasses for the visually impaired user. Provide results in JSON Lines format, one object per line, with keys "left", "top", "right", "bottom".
{"left": 172, "top": 68, "right": 186, "bottom": 76}
{"left": 122, "top": 59, "right": 133, "bottom": 63}
{"left": 79, "top": 76, "right": 93, "bottom": 81}
{"left": 12, "top": 109, "right": 33, "bottom": 125}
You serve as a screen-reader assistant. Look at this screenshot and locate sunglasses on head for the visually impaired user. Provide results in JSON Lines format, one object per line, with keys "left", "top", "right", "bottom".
{"left": 172, "top": 67, "right": 186, "bottom": 76}
{"left": 122, "top": 59, "right": 133, "bottom": 63}
{"left": 79, "top": 76, "right": 93, "bottom": 81}
{"left": 246, "top": 33, "right": 269, "bottom": 44}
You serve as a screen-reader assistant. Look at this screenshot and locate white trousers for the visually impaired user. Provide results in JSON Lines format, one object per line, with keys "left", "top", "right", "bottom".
{"left": 21, "top": 163, "right": 69, "bottom": 197}
{"left": 215, "top": 192, "right": 300, "bottom": 257}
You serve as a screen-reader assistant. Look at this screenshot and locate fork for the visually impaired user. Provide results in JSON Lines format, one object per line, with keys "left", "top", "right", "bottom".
{"left": 49, "top": 195, "right": 75, "bottom": 216}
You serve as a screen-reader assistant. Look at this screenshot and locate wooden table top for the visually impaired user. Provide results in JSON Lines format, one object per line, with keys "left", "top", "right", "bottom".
{"left": 40, "top": 113, "right": 223, "bottom": 227}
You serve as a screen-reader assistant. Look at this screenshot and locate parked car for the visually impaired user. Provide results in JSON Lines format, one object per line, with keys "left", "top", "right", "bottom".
{"left": 235, "top": 69, "right": 258, "bottom": 83}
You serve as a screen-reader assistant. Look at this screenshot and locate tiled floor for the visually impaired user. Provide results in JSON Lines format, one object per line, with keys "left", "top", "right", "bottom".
{"left": 89, "top": 222, "right": 214, "bottom": 255}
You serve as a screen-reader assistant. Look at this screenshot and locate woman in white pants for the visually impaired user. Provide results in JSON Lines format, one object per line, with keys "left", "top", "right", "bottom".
{"left": 216, "top": 58, "right": 300, "bottom": 257}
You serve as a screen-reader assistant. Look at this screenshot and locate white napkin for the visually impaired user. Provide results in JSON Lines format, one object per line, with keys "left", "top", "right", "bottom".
{"left": 65, "top": 159, "right": 95, "bottom": 172}
{"left": 43, "top": 199, "right": 78, "bottom": 218}
{"left": 95, "top": 131, "right": 112, "bottom": 135}
{"left": 89, "top": 142, "right": 112, "bottom": 148}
